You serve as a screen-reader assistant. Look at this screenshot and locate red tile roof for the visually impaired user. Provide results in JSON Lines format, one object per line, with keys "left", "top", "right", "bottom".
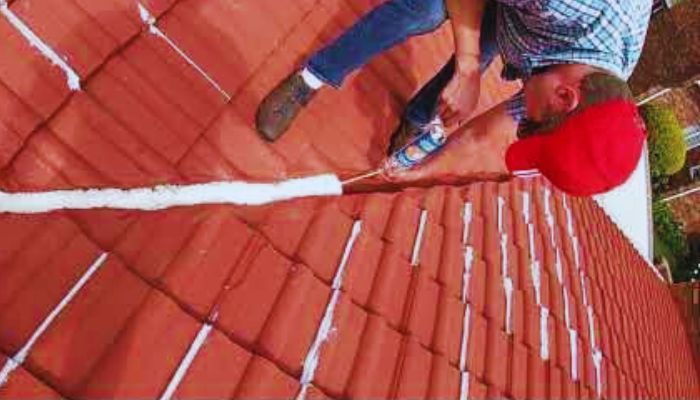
{"left": 0, "top": 0, "right": 698, "bottom": 399}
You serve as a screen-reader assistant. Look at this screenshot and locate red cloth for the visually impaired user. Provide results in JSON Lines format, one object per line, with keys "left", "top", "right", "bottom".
{"left": 506, "top": 100, "right": 646, "bottom": 196}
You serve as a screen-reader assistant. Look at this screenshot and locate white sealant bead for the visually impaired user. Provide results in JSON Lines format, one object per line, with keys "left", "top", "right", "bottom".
{"left": 497, "top": 196, "right": 505, "bottom": 233}
{"left": 462, "top": 247, "right": 474, "bottom": 303}
{"left": 299, "top": 289, "right": 342, "bottom": 387}
{"left": 572, "top": 236, "right": 581, "bottom": 269}
{"left": 332, "top": 221, "right": 362, "bottom": 290}
{"left": 411, "top": 209, "right": 428, "bottom": 267}
{"left": 540, "top": 307, "right": 550, "bottom": 360}
{"left": 462, "top": 203, "right": 473, "bottom": 245}
{"left": 569, "top": 328, "right": 579, "bottom": 381}
{"left": 459, "top": 305, "right": 472, "bottom": 371}
{"left": 531, "top": 261, "right": 542, "bottom": 306}
{"left": 522, "top": 192, "right": 531, "bottom": 224}
{"left": 555, "top": 250, "right": 564, "bottom": 284}
{"left": 587, "top": 306, "right": 597, "bottom": 347}
{"left": 527, "top": 223, "right": 536, "bottom": 261}
{"left": 0, "top": 174, "right": 344, "bottom": 213}
{"left": 0, "top": 253, "right": 108, "bottom": 385}
{"left": 160, "top": 323, "right": 214, "bottom": 400}
{"left": 563, "top": 288, "right": 571, "bottom": 328}
{"left": 504, "top": 278, "right": 514, "bottom": 335}
{"left": 500, "top": 234, "right": 509, "bottom": 277}
{"left": 459, "top": 371, "right": 470, "bottom": 400}
{"left": 0, "top": 2, "right": 81, "bottom": 90}
{"left": 580, "top": 272, "right": 589, "bottom": 306}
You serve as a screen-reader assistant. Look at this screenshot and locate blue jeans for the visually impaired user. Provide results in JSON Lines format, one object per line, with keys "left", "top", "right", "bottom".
{"left": 306, "top": 0, "right": 499, "bottom": 127}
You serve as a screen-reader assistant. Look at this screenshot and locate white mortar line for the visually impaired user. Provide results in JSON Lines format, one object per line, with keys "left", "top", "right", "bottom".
{"left": 572, "top": 236, "right": 581, "bottom": 270}
{"left": 500, "top": 233, "right": 511, "bottom": 276}
{"left": 559, "top": 193, "right": 604, "bottom": 392}
{"left": 0, "top": 253, "right": 108, "bottom": 386}
{"left": 461, "top": 246, "right": 474, "bottom": 304}
{"left": 410, "top": 210, "right": 428, "bottom": 267}
{"left": 458, "top": 199, "right": 475, "bottom": 400}
{"left": 580, "top": 272, "right": 589, "bottom": 307}
{"left": 332, "top": 221, "right": 362, "bottom": 290}
{"left": 562, "top": 288, "right": 571, "bottom": 328}
{"left": 504, "top": 277, "right": 514, "bottom": 335}
{"left": 297, "top": 221, "right": 362, "bottom": 400}
{"left": 0, "top": 174, "right": 343, "bottom": 213}
{"left": 532, "top": 261, "right": 542, "bottom": 306}
{"left": 462, "top": 203, "right": 472, "bottom": 245}
{"left": 459, "top": 371, "right": 470, "bottom": 400}
{"left": 587, "top": 306, "right": 597, "bottom": 349}
{"left": 569, "top": 328, "right": 579, "bottom": 381}
{"left": 159, "top": 323, "right": 214, "bottom": 400}
{"left": 137, "top": 3, "right": 231, "bottom": 100}
{"left": 497, "top": 196, "right": 505, "bottom": 233}
{"left": 554, "top": 249, "right": 564, "bottom": 284}
{"left": 540, "top": 307, "right": 550, "bottom": 360}
{"left": 523, "top": 192, "right": 531, "bottom": 224}
{"left": 0, "top": 1, "right": 80, "bottom": 90}
{"left": 458, "top": 305, "right": 472, "bottom": 372}
{"left": 593, "top": 349, "right": 603, "bottom": 397}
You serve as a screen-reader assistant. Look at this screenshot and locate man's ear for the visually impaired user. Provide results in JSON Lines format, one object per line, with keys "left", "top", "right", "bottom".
{"left": 554, "top": 85, "right": 580, "bottom": 114}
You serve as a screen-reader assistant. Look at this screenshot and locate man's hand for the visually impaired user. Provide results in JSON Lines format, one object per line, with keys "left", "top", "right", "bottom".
{"left": 383, "top": 102, "right": 520, "bottom": 184}
{"left": 439, "top": 57, "right": 481, "bottom": 127}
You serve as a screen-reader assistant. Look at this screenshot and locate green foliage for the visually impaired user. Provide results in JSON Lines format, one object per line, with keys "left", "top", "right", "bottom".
{"left": 640, "top": 104, "right": 688, "bottom": 178}
{"left": 652, "top": 201, "right": 689, "bottom": 278}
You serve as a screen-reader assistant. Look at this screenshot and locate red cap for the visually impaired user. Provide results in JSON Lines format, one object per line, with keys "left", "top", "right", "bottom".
{"left": 506, "top": 100, "right": 647, "bottom": 196}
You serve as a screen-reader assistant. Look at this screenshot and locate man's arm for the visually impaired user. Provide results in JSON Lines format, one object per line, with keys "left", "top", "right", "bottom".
{"left": 386, "top": 100, "right": 520, "bottom": 184}
{"left": 445, "top": 0, "right": 485, "bottom": 68}
{"left": 439, "top": 0, "right": 486, "bottom": 126}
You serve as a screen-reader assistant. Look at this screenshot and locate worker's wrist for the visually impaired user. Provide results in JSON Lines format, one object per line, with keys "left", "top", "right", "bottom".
{"left": 455, "top": 52, "right": 480, "bottom": 74}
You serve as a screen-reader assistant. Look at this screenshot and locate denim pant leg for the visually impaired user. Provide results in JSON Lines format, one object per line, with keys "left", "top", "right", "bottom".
{"left": 404, "top": 0, "right": 500, "bottom": 126}
{"left": 306, "top": 0, "right": 448, "bottom": 88}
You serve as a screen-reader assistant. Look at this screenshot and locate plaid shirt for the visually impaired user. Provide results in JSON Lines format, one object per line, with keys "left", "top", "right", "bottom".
{"left": 499, "top": 0, "right": 652, "bottom": 122}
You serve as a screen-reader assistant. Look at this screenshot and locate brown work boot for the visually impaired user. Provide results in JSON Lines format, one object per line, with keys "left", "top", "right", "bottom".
{"left": 256, "top": 73, "right": 317, "bottom": 141}
{"left": 386, "top": 118, "right": 423, "bottom": 156}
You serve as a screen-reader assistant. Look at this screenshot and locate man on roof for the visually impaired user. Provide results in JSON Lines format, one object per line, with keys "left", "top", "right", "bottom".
{"left": 256, "top": 0, "right": 652, "bottom": 196}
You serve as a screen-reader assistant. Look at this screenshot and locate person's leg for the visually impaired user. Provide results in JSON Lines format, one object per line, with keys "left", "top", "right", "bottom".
{"left": 403, "top": 0, "right": 499, "bottom": 126}
{"left": 306, "top": 0, "right": 448, "bottom": 88}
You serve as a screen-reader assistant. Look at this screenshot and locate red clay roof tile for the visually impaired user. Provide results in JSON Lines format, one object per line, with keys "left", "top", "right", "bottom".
{"left": 297, "top": 203, "right": 356, "bottom": 283}
{"left": 172, "top": 329, "right": 251, "bottom": 399}
{"left": 427, "top": 354, "right": 461, "bottom": 400}
{"left": 234, "top": 355, "right": 300, "bottom": 399}
{"left": 405, "top": 273, "right": 440, "bottom": 347}
{"left": 341, "top": 229, "right": 383, "bottom": 306}
{"left": 345, "top": 315, "right": 402, "bottom": 399}
{"left": 367, "top": 243, "right": 413, "bottom": 328}
{"left": 26, "top": 258, "right": 150, "bottom": 396}
{"left": 0, "top": 357, "right": 61, "bottom": 399}
{"left": 77, "top": 290, "right": 200, "bottom": 399}
{"left": 215, "top": 243, "right": 292, "bottom": 347}
{"left": 432, "top": 293, "right": 466, "bottom": 366}
{"left": 313, "top": 294, "right": 368, "bottom": 398}
{"left": 257, "top": 265, "right": 331, "bottom": 376}
{"left": 394, "top": 337, "right": 432, "bottom": 399}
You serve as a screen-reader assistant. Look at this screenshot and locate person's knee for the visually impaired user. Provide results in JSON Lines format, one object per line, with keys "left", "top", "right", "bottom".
{"left": 397, "top": 0, "right": 447, "bottom": 32}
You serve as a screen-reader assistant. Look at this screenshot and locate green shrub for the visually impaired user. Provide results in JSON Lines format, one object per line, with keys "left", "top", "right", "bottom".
{"left": 652, "top": 201, "right": 688, "bottom": 260}
{"left": 640, "top": 104, "right": 688, "bottom": 177}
